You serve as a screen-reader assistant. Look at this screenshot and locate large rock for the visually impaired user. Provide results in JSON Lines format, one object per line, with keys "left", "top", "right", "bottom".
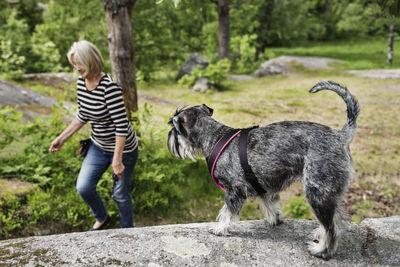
{"left": 0, "top": 217, "right": 399, "bottom": 266}
{"left": 254, "top": 56, "right": 342, "bottom": 78}
{"left": 22, "top": 73, "right": 76, "bottom": 88}
{"left": 193, "top": 77, "right": 211, "bottom": 92}
{"left": 177, "top": 53, "right": 209, "bottom": 80}
{"left": 0, "top": 179, "right": 37, "bottom": 199}
{"left": 0, "top": 79, "right": 75, "bottom": 121}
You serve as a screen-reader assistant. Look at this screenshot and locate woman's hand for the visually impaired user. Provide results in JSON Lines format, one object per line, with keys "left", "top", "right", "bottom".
{"left": 112, "top": 159, "right": 125, "bottom": 179}
{"left": 49, "top": 118, "right": 85, "bottom": 153}
{"left": 49, "top": 137, "right": 64, "bottom": 152}
{"left": 113, "top": 136, "right": 126, "bottom": 179}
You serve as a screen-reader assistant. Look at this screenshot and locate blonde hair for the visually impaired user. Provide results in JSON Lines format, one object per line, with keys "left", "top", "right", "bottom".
{"left": 67, "top": 40, "right": 104, "bottom": 77}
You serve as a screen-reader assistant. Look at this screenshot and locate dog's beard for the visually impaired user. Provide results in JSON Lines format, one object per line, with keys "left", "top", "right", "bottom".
{"left": 167, "top": 128, "right": 200, "bottom": 161}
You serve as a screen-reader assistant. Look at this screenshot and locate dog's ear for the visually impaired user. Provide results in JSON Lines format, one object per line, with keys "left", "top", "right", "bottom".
{"left": 172, "top": 116, "right": 183, "bottom": 135}
{"left": 168, "top": 115, "right": 188, "bottom": 137}
{"left": 200, "top": 104, "right": 213, "bottom": 116}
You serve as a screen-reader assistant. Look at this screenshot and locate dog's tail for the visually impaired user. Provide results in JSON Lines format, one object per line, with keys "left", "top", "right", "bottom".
{"left": 309, "top": 81, "right": 360, "bottom": 144}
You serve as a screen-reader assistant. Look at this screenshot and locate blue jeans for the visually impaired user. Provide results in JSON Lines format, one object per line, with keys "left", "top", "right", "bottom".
{"left": 76, "top": 143, "right": 138, "bottom": 228}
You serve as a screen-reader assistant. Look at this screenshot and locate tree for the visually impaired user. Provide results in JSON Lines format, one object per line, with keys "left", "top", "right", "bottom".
{"left": 211, "top": 0, "right": 230, "bottom": 59}
{"left": 378, "top": 0, "right": 400, "bottom": 65}
{"left": 104, "top": 0, "right": 138, "bottom": 117}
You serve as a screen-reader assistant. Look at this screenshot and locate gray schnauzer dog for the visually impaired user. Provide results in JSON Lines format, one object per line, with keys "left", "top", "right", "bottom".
{"left": 167, "top": 81, "right": 360, "bottom": 259}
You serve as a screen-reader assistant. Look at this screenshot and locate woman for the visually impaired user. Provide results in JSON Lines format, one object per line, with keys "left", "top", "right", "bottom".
{"left": 49, "top": 40, "right": 138, "bottom": 230}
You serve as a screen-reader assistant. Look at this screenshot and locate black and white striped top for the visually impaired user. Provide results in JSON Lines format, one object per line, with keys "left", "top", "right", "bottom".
{"left": 76, "top": 74, "right": 137, "bottom": 153}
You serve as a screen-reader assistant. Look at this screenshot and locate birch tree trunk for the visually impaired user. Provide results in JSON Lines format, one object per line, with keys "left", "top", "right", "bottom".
{"left": 387, "top": 24, "right": 395, "bottom": 65}
{"left": 104, "top": 0, "right": 138, "bottom": 117}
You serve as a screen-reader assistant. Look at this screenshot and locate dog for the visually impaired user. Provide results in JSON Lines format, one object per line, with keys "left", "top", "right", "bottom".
{"left": 167, "top": 81, "right": 360, "bottom": 259}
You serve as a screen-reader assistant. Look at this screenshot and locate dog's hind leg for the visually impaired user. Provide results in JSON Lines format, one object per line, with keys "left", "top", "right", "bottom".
{"left": 258, "top": 193, "right": 284, "bottom": 226}
{"left": 305, "top": 186, "right": 340, "bottom": 260}
{"left": 210, "top": 185, "right": 247, "bottom": 236}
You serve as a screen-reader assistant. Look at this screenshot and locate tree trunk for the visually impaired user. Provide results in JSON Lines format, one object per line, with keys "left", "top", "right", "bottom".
{"left": 387, "top": 24, "right": 395, "bottom": 65}
{"left": 104, "top": 0, "right": 138, "bottom": 118}
{"left": 255, "top": 0, "right": 274, "bottom": 61}
{"left": 217, "top": 0, "right": 230, "bottom": 59}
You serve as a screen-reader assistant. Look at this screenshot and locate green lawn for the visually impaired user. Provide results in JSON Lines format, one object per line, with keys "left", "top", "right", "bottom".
{"left": 266, "top": 39, "right": 400, "bottom": 70}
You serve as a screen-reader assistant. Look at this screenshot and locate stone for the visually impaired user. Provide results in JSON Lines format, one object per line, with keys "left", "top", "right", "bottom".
{"left": 0, "top": 79, "right": 75, "bottom": 121}
{"left": 177, "top": 53, "right": 209, "bottom": 80}
{"left": 0, "top": 217, "right": 399, "bottom": 266}
{"left": 22, "top": 73, "right": 77, "bottom": 88}
{"left": 254, "top": 56, "right": 342, "bottom": 78}
{"left": 193, "top": 78, "right": 211, "bottom": 92}
{"left": 0, "top": 179, "right": 38, "bottom": 199}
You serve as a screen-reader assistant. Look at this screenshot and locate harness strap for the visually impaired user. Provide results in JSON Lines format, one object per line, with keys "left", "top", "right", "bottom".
{"left": 239, "top": 126, "right": 266, "bottom": 195}
{"left": 206, "top": 126, "right": 266, "bottom": 195}
{"left": 206, "top": 129, "right": 241, "bottom": 191}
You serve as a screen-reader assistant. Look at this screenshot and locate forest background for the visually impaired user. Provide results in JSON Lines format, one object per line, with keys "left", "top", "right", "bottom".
{"left": 0, "top": 0, "right": 399, "bottom": 240}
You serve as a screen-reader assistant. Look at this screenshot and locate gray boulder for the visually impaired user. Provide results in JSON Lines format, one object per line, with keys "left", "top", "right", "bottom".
{"left": 0, "top": 79, "right": 75, "bottom": 121}
{"left": 254, "top": 57, "right": 291, "bottom": 77}
{"left": 22, "top": 73, "right": 77, "bottom": 88}
{"left": 254, "top": 56, "right": 342, "bottom": 78}
{"left": 0, "top": 217, "right": 399, "bottom": 266}
{"left": 177, "top": 53, "right": 209, "bottom": 80}
{"left": 193, "top": 77, "right": 211, "bottom": 92}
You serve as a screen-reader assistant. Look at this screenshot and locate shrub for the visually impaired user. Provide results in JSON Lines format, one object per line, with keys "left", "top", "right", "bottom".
{"left": 0, "top": 11, "right": 30, "bottom": 75}
{"left": 0, "top": 103, "right": 216, "bottom": 239}
{"left": 230, "top": 34, "right": 258, "bottom": 74}
{"left": 178, "top": 58, "right": 231, "bottom": 88}
{"left": 282, "top": 196, "right": 313, "bottom": 220}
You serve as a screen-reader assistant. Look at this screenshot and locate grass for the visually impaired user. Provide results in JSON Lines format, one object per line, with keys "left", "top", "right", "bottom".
{"left": 137, "top": 58, "right": 400, "bottom": 222}
{"left": 266, "top": 38, "right": 400, "bottom": 70}
{"left": 2, "top": 39, "right": 400, "bottom": 228}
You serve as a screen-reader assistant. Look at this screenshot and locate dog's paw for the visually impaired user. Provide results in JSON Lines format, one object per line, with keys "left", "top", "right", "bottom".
{"left": 264, "top": 217, "right": 283, "bottom": 227}
{"left": 311, "top": 226, "right": 325, "bottom": 242}
{"left": 307, "top": 241, "right": 332, "bottom": 260}
{"left": 209, "top": 227, "right": 230, "bottom": 236}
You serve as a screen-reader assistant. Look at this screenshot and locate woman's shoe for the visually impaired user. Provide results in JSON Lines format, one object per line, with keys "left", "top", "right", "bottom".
{"left": 89, "top": 215, "right": 111, "bottom": 231}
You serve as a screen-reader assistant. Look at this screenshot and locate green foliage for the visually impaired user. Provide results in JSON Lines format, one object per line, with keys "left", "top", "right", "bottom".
{"left": 230, "top": 34, "right": 258, "bottom": 74}
{"left": 16, "top": 0, "right": 44, "bottom": 33}
{"left": 337, "top": 1, "right": 386, "bottom": 37}
{"left": 0, "top": 102, "right": 216, "bottom": 239}
{"left": 178, "top": 59, "right": 231, "bottom": 88}
{"left": 30, "top": 27, "right": 63, "bottom": 72}
{"left": 283, "top": 196, "right": 313, "bottom": 220}
{"left": 0, "top": 106, "right": 22, "bottom": 150}
{"left": 0, "top": 11, "right": 30, "bottom": 75}
{"left": 131, "top": 104, "right": 212, "bottom": 214}
{"left": 267, "top": 39, "right": 400, "bottom": 69}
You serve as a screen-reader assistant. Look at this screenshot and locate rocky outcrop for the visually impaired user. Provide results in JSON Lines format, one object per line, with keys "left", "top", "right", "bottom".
{"left": 0, "top": 79, "right": 75, "bottom": 121}
{"left": 254, "top": 56, "right": 341, "bottom": 78}
{"left": 22, "top": 73, "right": 77, "bottom": 88}
{"left": 176, "top": 53, "right": 209, "bottom": 80}
{"left": 0, "top": 217, "right": 399, "bottom": 266}
{"left": 348, "top": 69, "right": 400, "bottom": 79}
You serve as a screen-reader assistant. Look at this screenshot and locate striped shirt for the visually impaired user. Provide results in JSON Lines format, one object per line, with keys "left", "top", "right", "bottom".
{"left": 76, "top": 74, "right": 137, "bottom": 153}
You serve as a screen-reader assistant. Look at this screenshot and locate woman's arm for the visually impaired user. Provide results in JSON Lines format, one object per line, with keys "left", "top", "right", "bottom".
{"left": 49, "top": 118, "right": 85, "bottom": 152}
{"left": 112, "top": 136, "right": 126, "bottom": 178}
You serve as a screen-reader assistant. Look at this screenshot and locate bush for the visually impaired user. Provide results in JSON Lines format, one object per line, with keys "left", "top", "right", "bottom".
{"left": 178, "top": 58, "right": 231, "bottom": 88}
{"left": 0, "top": 103, "right": 216, "bottom": 239}
{"left": 230, "top": 34, "right": 258, "bottom": 74}
{"left": 0, "top": 11, "right": 30, "bottom": 75}
{"left": 282, "top": 196, "right": 313, "bottom": 220}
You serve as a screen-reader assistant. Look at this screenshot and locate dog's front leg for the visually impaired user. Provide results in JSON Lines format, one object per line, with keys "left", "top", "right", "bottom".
{"left": 210, "top": 186, "right": 246, "bottom": 236}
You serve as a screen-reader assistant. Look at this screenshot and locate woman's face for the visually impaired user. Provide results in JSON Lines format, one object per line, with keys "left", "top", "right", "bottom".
{"left": 71, "top": 54, "right": 86, "bottom": 78}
